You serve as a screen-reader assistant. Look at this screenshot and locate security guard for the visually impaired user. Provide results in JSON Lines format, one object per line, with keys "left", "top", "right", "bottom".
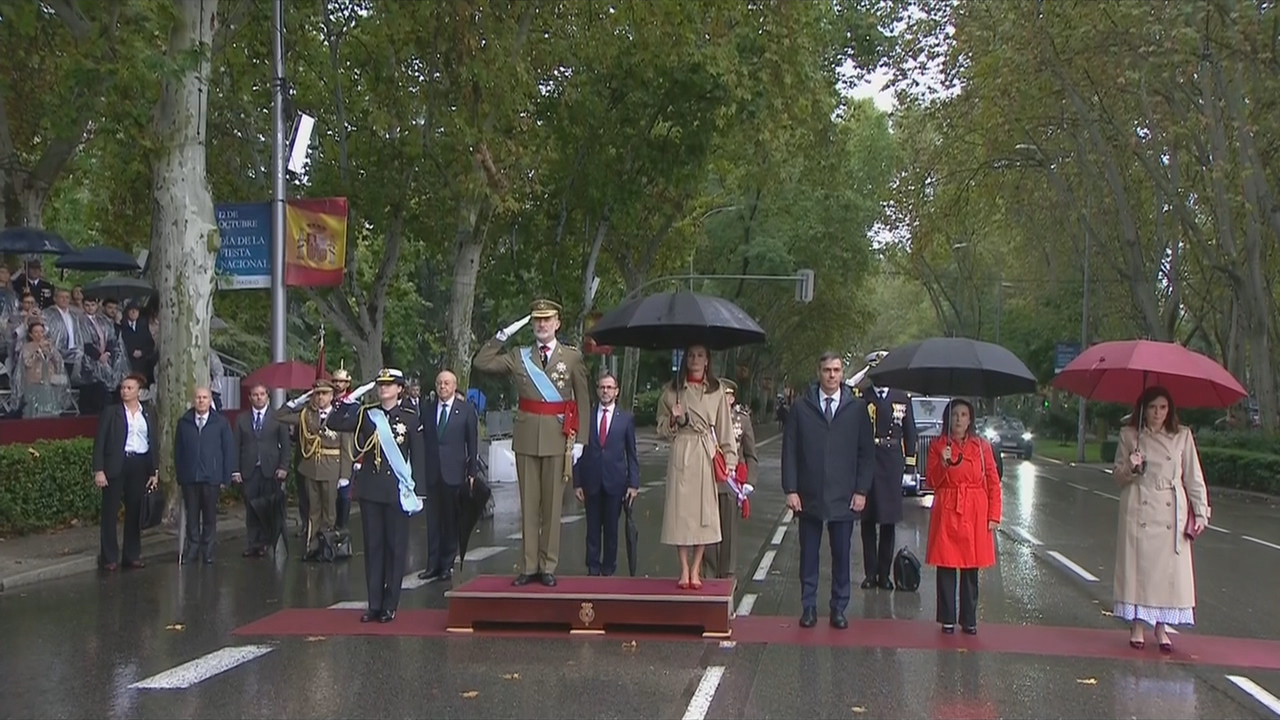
{"left": 330, "top": 363, "right": 355, "bottom": 530}
{"left": 704, "top": 379, "right": 758, "bottom": 579}
{"left": 474, "top": 298, "right": 590, "bottom": 587}
{"left": 326, "top": 368, "right": 424, "bottom": 624}
{"left": 856, "top": 350, "right": 918, "bottom": 590}
{"left": 275, "top": 378, "right": 352, "bottom": 553}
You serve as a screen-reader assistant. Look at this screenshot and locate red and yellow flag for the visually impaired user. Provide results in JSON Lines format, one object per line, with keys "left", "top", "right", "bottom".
{"left": 284, "top": 197, "right": 348, "bottom": 287}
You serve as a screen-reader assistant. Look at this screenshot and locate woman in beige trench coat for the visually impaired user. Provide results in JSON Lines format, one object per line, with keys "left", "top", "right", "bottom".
{"left": 1112, "top": 386, "right": 1211, "bottom": 652}
{"left": 657, "top": 345, "right": 737, "bottom": 589}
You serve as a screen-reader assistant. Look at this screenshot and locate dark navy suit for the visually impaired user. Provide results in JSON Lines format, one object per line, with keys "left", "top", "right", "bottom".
{"left": 572, "top": 403, "right": 639, "bottom": 576}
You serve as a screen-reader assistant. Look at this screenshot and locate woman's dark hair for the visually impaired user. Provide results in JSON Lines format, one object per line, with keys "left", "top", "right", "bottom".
{"left": 121, "top": 373, "right": 148, "bottom": 388}
{"left": 1130, "top": 385, "right": 1179, "bottom": 433}
{"left": 671, "top": 344, "right": 721, "bottom": 392}
{"left": 942, "top": 398, "right": 976, "bottom": 438}
{"left": 25, "top": 318, "right": 44, "bottom": 332}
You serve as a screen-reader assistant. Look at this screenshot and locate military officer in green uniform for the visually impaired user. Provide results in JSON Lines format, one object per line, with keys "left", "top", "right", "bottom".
{"left": 704, "top": 379, "right": 758, "bottom": 579}
{"left": 274, "top": 378, "right": 353, "bottom": 554}
{"left": 474, "top": 299, "right": 590, "bottom": 587}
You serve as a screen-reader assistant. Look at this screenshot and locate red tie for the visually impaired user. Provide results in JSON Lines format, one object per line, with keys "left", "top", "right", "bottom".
{"left": 599, "top": 408, "right": 608, "bottom": 446}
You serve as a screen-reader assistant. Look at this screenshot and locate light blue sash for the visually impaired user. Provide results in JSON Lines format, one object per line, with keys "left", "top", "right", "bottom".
{"left": 519, "top": 347, "right": 564, "bottom": 408}
{"left": 369, "top": 408, "right": 422, "bottom": 515}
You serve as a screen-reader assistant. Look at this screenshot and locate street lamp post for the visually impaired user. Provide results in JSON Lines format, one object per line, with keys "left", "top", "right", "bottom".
{"left": 1076, "top": 197, "right": 1092, "bottom": 463}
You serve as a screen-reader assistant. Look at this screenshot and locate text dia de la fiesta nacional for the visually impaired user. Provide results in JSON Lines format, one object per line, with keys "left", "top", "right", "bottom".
{"left": 217, "top": 208, "right": 269, "bottom": 271}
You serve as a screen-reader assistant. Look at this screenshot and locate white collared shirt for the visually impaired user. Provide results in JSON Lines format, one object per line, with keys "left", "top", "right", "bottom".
{"left": 876, "top": 387, "right": 888, "bottom": 400}
{"left": 124, "top": 404, "right": 149, "bottom": 453}
{"left": 56, "top": 306, "right": 75, "bottom": 347}
{"left": 195, "top": 412, "right": 209, "bottom": 429}
{"left": 537, "top": 339, "right": 558, "bottom": 357}
{"left": 597, "top": 403, "right": 614, "bottom": 437}
{"left": 437, "top": 399, "right": 451, "bottom": 422}
{"left": 820, "top": 391, "right": 840, "bottom": 415}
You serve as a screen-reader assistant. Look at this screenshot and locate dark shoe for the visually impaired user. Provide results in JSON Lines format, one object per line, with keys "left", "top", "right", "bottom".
{"left": 799, "top": 607, "right": 818, "bottom": 628}
{"left": 123, "top": 560, "right": 145, "bottom": 569}
{"left": 540, "top": 573, "right": 557, "bottom": 587}
{"left": 942, "top": 624, "right": 956, "bottom": 634}
{"left": 963, "top": 626, "right": 977, "bottom": 635}
{"left": 830, "top": 612, "right": 849, "bottom": 630}
{"left": 181, "top": 554, "right": 194, "bottom": 565}
{"left": 587, "top": 568, "right": 601, "bottom": 576}
{"left": 860, "top": 577, "right": 876, "bottom": 590}
{"left": 418, "top": 569, "right": 441, "bottom": 581}
{"left": 242, "top": 548, "right": 264, "bottom": 558}
{"left": 877, "top": 578, "right": 895, "bottom": 591}
{"left": 102, "top": 562, "right": 119, "bottom": 571}
{"left": 439, "top": 570, "right": 453, "bottom": 583}
{"left": 360, "top": 611, "right": 381, "bottom": 623}
{"left": 512, "top": 573, "right": 536, "bottom": 587}
{"left": 378, "top": 610, "right": 396, "bottom": 623}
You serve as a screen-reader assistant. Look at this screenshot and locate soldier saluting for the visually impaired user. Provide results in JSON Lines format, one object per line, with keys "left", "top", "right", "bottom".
{"left": 855, "top": 350, "right": 918, "bottom": 590}
{"left": 275, "top": 378, "right": 351, "bottom": 554}
{"left": 474, "top": 299, "right": 590, "bottom": 587}
{"left": 704, "top": 379, "right": 758, "bottom": 579}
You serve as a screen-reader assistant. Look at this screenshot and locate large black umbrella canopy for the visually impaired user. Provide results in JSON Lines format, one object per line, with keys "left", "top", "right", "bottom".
{"left": 55, "top": 246, "right": 141, "bottom": 272}
{"left": 0, "top": 227, "right": 75, "bottom": 255}
{"left": 82, "top": 275, "right": 155, "bottom": 302}
{"left": 868, "top": 337, "right": 1037, "bottom": 397}
{"left": 587, "top": 291, "right": 766, "bottom": 350}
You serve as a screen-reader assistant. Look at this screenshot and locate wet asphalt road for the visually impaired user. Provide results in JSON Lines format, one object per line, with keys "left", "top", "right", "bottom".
{"left": 3, "top": 435, "right": 1280, "bottom": 719}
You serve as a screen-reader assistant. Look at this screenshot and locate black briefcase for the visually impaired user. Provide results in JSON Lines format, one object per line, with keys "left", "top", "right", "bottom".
{"left": 309, "top": 528, "right": 352, "bottom": 562}
{"left": 892, "top": 546, "right": 922, "bottom": 592}
{"left": 139, "top": 487, "right": 166, "bottom": 530}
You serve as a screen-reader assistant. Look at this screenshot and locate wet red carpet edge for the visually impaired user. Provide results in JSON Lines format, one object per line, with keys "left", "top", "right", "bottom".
{"left": 231, "top": 608, "right": 1280, "bottom": 671}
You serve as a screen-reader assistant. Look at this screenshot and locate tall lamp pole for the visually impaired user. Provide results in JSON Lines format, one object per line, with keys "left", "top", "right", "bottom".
{"left": 269, "top": 0, "right": 288, "bottom": 408}
{"left": 1076, "top": 197, "right": 1091, "bottom": 463}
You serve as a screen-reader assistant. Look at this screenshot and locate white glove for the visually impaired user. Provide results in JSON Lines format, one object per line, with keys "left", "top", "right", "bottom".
{"left": 286, "top": 389, "right": 314, "bottom": 409}
{"left": 347, "top": 381, "right": 375, "bottom": 402}
{"left": 495, "top": 314, "right": 532, "bottom": 342}
{"left": 572, "top": 443, "right": 584, "bottom": 463}
{"left": 338, "top": 478, "right": 350, "bottom": 488}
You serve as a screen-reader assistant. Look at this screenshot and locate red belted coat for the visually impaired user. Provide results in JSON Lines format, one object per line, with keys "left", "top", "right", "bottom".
{"left": 925, "top": 433, "right": 1002, "bottom": 569}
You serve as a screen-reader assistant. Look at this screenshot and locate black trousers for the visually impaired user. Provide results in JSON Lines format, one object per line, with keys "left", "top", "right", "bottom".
{"left": 861, "top": 522, "right": 896, "bottom": 581}
{"left": 336, "top": 483, "right": 351, "bottom": 530}
{"left": 182, "top": 484, "right": 221, "bottom": 560}
{"left": 936, "top": 567, "right": 980, "bottom": 627}
{"left": 362, "top": 499, "right": 410, "bottom": 613}
{"left": 294, "top": 469, "right": 310, "bottom": 529}
{"left": 99, "top": 454, "right": 149, "bottom": 565}
{"left": 425, "top": 483, "right": 460, "bottom": 575}
{"left": 242, "top": 467, "right": 277, "bottom": 549}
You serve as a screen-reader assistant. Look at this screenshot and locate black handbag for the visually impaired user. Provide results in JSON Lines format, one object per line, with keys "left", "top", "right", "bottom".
{"left": 892, "top": 546, "right": 922, "bottom": 592}
{"left": 139, "top": 486, "right": 166, "bottom": 530}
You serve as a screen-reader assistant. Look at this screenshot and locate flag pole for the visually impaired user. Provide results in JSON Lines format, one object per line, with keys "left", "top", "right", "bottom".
{"left": 269, "top": 0, "right": 288, "bottom": 409}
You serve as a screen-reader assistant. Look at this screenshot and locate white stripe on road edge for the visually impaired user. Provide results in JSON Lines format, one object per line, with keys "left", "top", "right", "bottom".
{"left": 1207, "top": 525, "right": 1230, "bottom": 534}
{"left": 129, "top": 645, "right": 274, "bottom": 690}
{"left": 1067, "top": 482, "right": 1087, "bottom": 491}
{"left": 460, "top": 546, "right": 507, "bottom": 562}
{"left": 637, "top": 486, "right": 653, "bottom": 494}
{"left": 757, "top": 433, "right": 781, "bottom": 447}
{"left": 561, "top": 514, "right": 584, "bottom": 524}
{"left": 1243, "top": 535, "right": 1280, "bottom": 551}
{"left": 645, "top": 481, "right": 665, "bottom": 487}
{"left": 681, "top": 666, "right": 726, "bottom": 720}
{"left": 752, "top": 550, "right": 776, "bottom": 582}
{"left": 506, "top": 531, "right": 523, "bottom": 540}
{"left": 1226, "top": 675, "right": 1280, "bottom": 717}
{"left": 328, "top": 601, "right": 366, "bottom": 610}
{"left": 1006, "top": 526, "right": 1043, "bottom": 546}
{"left": 735, "top": 593, "right": 758, "bottom": 617}
{"left": 718, "top": 641, "right": 736, "bottom": 649}
{"left": 1092, "top": 490, "right": 1119, "bottom": 500}
{"left": 1046, "top": 550, "right": 1100, "bottom": 582}
{"left": 770, "top": 525, "right": 787, "bottom": 546}
{"left": 782, "top": 509, "right": 794, "bottom": 524}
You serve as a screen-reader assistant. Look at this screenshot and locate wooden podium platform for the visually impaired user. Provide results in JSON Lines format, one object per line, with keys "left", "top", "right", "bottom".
{"left": 444, "top": 575, "right": 736, "bottom": 638}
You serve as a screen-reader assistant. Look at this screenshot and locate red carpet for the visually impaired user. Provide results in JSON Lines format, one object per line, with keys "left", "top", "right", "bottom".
{"left": 447, "top": 574, "right": 735, "bottom": 599}
{"left": 231, "top": 608, "right": 1280, "bottom": 671}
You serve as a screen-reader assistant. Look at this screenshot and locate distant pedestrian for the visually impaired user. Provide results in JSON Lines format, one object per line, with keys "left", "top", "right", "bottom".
{"left": 92, "top": 373, "right": 158, "bottom": 571}
{"left": 174, "top": 387, "right": 237, "bottom": 564}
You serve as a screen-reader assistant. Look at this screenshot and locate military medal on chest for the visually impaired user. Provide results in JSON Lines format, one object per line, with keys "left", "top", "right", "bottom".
{"left": 550, "top": 360, "right": 569, "bottom": 389}
{"left": 393, "top": 419, "right": 408, "bottom": 445}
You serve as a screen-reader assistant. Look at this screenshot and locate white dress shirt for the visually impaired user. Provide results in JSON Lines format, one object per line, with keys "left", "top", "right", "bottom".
{"left": 124, "top": 404, "right": 149, "bottom": 454}
{"left": 597, "top": 403, "right": 614, "bottom": 440}
{"left": 820, "top": 390, "right": 840, "bottom": 415}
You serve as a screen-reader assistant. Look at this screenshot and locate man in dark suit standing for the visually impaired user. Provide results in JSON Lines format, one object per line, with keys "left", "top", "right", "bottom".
{"left": 781, "top": 352, "right": 875, "bottom": 629}
{"left": 572, "top": 373, "right": 639, "bottom": 576}
{"left": 175, "top": 387, "right": 237, "bottom": 564}
{"left": 233, "top": 383, "right": 292, "bottom": 557}
{"left": 416, "top": 369, "right": 479, "bottom": 583}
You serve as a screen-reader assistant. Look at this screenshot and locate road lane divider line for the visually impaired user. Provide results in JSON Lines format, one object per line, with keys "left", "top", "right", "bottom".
{"left": 327, "top": 601, "right": 366, "bottom": 610}
{"left": 1003, "top": 526, "right": 1043, "bottom": 546}
{"left": 1226, "top": 675, "right": 1280, "bottom": 717}
{"left": 770, "top": 525, "right": 787, "bottom": 546}
{"left": 1046, "top": 550, "right": 1100, "bottom": 582}
{"left": 561, "top": 514, "right": 584, "bottom": 524}
{"left": 1243, "top": 535, "right": 1280, "bottom": 551}
{"left": 782, "top": 509, "right": 794, "bottom": 524}
{"left": 1207, "top": 525, "right": 1230, "bottom": 534}
{"left": 1067, "top": 482, "right": 1087, "bottom": 491}
{"left": 1092, "top": 490, "right": 1120, "bottom": 500}
{"left": 752, "top": 550, "right": 777, "bottom": 581}
{"left": 757, "top": 433, "right": 781, "bottom": 447}
{"left": 506, "top": 531, "right": 523, "bottom": 540}
{"left": 682, "top": 666, "right": 726, "bottom": 720}
{"left": 644, "top": 480, "right": 665, "bottom": 487}
{"left": 735, "top": 593, "right": 758, "bottom": 616}
{"left": 129, "top": 645, "right": 275, "bottom": 690}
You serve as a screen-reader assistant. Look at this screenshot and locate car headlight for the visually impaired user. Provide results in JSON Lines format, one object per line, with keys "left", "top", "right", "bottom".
{"left": 1022, "top": 432, "right": 1033, "bottom": 441}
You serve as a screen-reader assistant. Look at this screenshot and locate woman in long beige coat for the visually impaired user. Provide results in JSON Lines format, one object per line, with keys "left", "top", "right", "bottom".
{"left": 1112, "top": 386, "right": 1211, "bottom": 652}
{"left": 657, "top": 345, "right": 737, "bottom": 589}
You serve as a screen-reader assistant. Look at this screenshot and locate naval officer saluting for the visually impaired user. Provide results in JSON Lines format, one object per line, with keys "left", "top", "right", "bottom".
{"left": 326, "top": 368, "right": 425, "bottom": 623}
{"left": 474, "top": 298, "right": 590, "bottom": 587}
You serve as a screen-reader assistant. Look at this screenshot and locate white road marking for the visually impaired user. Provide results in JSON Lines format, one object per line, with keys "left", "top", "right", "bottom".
{"left": 782, "top": 509, "right": 794, "bottom": 524}
{"left": 401, "top": 572, "right": 431, "bottom": 589}
{"left": 1243, "top": 535, "right": 1280, "bottom": 551}
{"left": 637, "top": 486, "right": 653, "bottom": 494}
{"left": 1006, "top": 526, "right": 1043, "bottom": 546}
{"left": 460, "top": 546, "right": 507, "bottom": 562}
{"left": 757, "top": 433, "right": 781, "bottom": 447}
{"left": 129, "top": 645, "right": 275, "bottom": 690}
{"left": 506, "top": 531, "right": 523, "bottom": 540}
{"left": 752, "top": 550, "right": 776, "bottom": 582}
{"left": 718, "top": 640, "right": 736, "bottom": 649}
{"left": 327, "top": 601, "right": 366, "bottom": 610}
{"left": 561, "top": 514, "right": 584, "bottom": 524}
{"left": 681, "top": 666, "right": 726, "bottom": 720}
{"left": 770, "top": 525, "right": 787, "bottom": 546}
{"left": 645, "top": 480, "right": 665, "bottom": 487}
{"left": 1226, "top": 675, "right": 1280, "bottom": 717}
{"left": 1067, "top": 482, "right": 1087, "bottom": 491}
{"left": 735, "top": 593, "right": 758, "bottom": 617}
{"left": 1092, "top": 490, "right": 1119, "bottom": 500}
{"left": 1207, "top": 525, "right": 1230, "bottom": 534}
{"left": 1046, "top": 550, "right": 1100, "bottom": 582}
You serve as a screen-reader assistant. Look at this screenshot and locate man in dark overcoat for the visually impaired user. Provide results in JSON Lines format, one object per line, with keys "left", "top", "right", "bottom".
{"left": 855, "top": 350, "right": 919, "bottom": 590}
{"left": 781, "top": 352, "right": 876, "bottom": 630}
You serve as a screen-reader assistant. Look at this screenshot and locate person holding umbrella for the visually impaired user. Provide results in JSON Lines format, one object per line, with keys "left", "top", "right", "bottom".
{"left": 1112, "top": 386, "right": 1210, "bottom": 652}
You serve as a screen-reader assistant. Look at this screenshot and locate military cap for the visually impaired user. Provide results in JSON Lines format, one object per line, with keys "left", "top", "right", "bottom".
{"left": 312, "top": 378, "right": 334, "bottom": 391}
{"left": 331, "top": 361, "right": 352, "bottom": 382}
{"left": 865, "top": 350, "right": 889, "bottom": 367}
{"left": 722, "top": 379, "right": 738, "bottom": 394}
{"left": 530, "top": 298, "right": 562, "bottom": 318}
{"left": 375, "top": 367, "right": 407, "bottom": 385}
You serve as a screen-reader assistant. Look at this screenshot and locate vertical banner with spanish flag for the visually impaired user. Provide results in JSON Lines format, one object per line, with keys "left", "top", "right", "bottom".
{"left": 284, "top": 197, "right": 349, "bottom": 287}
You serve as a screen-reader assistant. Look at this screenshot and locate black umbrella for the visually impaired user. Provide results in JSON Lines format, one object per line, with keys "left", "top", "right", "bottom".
{"left": 82, "top": 275, "right": 155, "bottom": 302}
{"left": 587, "top": 291, "right": 766, "bottom": 350}
{"left": 624, "top": 495, "right": 639, "bottom": 577}
{"left": 248, "top": 487, "right": 288, "bottom": 554}
{"left": 868, "top": 337, "right": 1037, "bottom": 397}
{"left": 55, "top": 246, "right": 141, "bottom": 272}
{"left": 457, "top": 476, "right": 493, "bottom": 566}
{"left": 0, "top": 227, "right": 75, "bottom": 255}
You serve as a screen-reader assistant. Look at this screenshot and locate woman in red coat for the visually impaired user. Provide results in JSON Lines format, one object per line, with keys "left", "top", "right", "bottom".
{"left": 926, "top": 398, "right": 1002, "bottom": 635}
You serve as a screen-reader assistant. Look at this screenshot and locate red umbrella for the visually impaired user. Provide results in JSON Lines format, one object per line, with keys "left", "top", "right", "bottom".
{"left": 242, "top": 361, "right": 327, "bottom": 391}
{"left": 1052, "top": 340, "right": 1247, "bottom": 408}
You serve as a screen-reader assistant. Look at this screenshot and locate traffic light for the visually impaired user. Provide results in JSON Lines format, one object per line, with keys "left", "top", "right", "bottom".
{"left": 795, "top": 268, "right": 814, "bottom": 303}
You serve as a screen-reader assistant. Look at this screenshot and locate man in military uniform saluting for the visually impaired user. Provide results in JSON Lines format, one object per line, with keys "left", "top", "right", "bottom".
{"left": 704, "top": 379, "right": 758, "bottom": 579}
{"left": 856, "top": 351, "right": 918, "bottom": 590}
{"left": 474, "top": 299, "right": 590, "bottom": 587}
{"left": 330, "top": 364, "right": 355, "bottom": 531}
{"left": 275, "top": 378, "right": 353, "bottom": 554}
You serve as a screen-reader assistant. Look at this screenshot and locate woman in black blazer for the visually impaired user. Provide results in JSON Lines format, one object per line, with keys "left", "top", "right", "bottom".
{"left": 92, "top": 373, "right": 159, "bottom": 570}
